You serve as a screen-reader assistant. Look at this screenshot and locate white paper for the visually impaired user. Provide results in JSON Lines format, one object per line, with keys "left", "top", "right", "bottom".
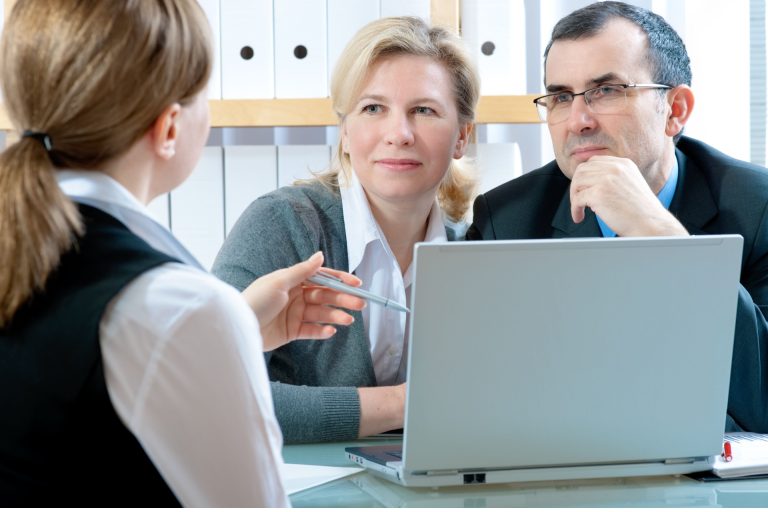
{"left": 712, "top": 432, "right": 768, "bottom": 478}
{"left": 281, "top": 463, "right": 363, "bottom": 495}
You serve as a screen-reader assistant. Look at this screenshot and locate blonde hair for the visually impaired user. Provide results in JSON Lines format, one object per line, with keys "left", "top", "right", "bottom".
{"left": 317, "top": 16, "right": 479, "bottom": 222}
{"left": 0, "top": 0, "right": 212, "bottom": 327}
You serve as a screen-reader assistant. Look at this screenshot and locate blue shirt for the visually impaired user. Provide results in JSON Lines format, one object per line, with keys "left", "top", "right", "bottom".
{"left": 596, "top": 157, "right": 679, "bottom": 237}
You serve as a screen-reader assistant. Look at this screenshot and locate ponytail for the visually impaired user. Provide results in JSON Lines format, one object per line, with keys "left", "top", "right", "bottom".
{"left": 0, "top": 0, "right": 212, "bottom": 328}
{"left": 0, "top": 138, "right": 82, "bottom": 327}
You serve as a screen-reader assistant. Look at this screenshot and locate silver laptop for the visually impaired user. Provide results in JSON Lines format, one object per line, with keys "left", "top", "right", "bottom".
{"left": 346, "top": 235, "right": 743, "bottom": 487}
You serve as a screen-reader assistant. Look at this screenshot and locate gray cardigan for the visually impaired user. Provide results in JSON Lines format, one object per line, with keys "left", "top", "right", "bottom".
{"left": 213, "top": 181, "right": 462, "bottom": 443}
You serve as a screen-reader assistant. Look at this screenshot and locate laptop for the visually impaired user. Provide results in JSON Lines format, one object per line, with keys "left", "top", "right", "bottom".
{"left": 346, "top": 235, "right": 743, "bottom": 487}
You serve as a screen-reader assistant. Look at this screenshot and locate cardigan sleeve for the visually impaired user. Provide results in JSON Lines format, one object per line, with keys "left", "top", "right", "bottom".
{"left": 212, "top": 188, "right": 364, "bottom": 443}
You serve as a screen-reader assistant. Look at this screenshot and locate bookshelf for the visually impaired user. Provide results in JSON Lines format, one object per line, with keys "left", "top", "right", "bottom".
{"left": 0, "top": 0, "right": 539, "bottom": 130}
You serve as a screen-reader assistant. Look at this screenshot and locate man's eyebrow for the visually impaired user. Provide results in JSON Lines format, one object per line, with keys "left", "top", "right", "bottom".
{"left": 589, "top": 72, "right": 622, "bottom": 85}
{"left": 545, "top": 73, "right": 624, "bottom": 93}
{"left": 545, "top": 83, "right": 570, "bottom": 93}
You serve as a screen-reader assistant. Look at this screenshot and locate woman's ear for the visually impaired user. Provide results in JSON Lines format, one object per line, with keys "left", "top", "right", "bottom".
{"left": 151, "top": 103, "right": 182, "bottom": 160}
{"left": 666, "top": 85, "right": 694, "bottom": 139}
{"left": 340, "top": 119, "right": 350, "bottom": 154}
{"left": 453, "top": 122, "right": 473, "bottom": 159}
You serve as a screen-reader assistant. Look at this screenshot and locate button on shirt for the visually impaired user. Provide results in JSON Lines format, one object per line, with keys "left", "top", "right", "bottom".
{"left": 56, "top": 171, "right": 288, "bottom": 507}
{"left": 340, "top": 171, "right": 448, "bottom": 386}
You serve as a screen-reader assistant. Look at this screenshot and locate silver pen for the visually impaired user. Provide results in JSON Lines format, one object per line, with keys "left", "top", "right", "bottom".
{"left": 307, "top": 271, "right": 410, "bottom": 314}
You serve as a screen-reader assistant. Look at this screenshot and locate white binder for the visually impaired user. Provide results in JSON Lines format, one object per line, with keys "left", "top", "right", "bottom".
{"left": 461, "top": 0, "right": 526, "bottom": 95}
{"left": 327, "top": 0, "right": 378, "bottom": 84}
{"left": 170, "top": 146, "right": 224, "bottom": 270}
{"left": 198, "top": 0, "right": 221, "bottom": 99}
{"left": 380, "top": 0, "right": 430, "bottom": 21}
{"left": 475, "top": 142, "right": 522, "bottom": 194}
{"left": 223, "top": 145, "right": 278, "bottom": 235}
{"left": 277, "top": 145, "right": 332, "bottom": 188}
{"left": 221, "top": 0, "right": 274, "bottom": 99}
{"left": 146, "top": 193, "right": 170, "bottom": 230}
{"left": 274, "top": 0, "right": 328, "bottom": 98}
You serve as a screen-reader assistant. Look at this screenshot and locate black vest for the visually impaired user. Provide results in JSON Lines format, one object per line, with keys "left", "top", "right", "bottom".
{"left": 0, "top": 204, "right": 181, "bottom": 506}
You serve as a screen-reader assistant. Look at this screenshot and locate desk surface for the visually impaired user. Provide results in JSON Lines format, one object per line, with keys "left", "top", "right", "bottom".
{"left": 283, "top": 439, "right": 768, "bottom": 507}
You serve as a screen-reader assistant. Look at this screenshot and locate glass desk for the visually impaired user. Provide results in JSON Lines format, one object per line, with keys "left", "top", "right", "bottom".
{"left": 283, "top": 439, "right": 768, "bottom": 507}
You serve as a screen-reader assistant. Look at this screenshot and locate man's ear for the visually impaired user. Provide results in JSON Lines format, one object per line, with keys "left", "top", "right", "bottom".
{"left": 151, "top": 103, "right": 182, "bottom": 160}
{"left": 666, "top": 85, "right": 694, "bottom": 139}
{"left": 453, "top": 122, "right": 473, "bottom": 159}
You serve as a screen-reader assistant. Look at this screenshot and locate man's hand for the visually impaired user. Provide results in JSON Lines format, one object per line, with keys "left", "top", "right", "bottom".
{"left": 241, "top": 252, "right": 366, "bottom": 351}
{"left": 570, "top": 155, "right": 688, "bottom": 236}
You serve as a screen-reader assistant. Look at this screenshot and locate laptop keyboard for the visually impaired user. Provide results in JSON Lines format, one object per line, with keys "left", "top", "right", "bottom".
{"left": 386, "top": 450, "right": 403, "bottom": 460}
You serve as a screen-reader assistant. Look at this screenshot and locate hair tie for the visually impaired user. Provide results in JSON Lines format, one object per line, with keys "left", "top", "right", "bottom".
{"left": 22, "top": 130, "right": 53, "bottom": 152}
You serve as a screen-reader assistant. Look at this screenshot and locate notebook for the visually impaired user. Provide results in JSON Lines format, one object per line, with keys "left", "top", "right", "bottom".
{"left": 709, "top": 432, "right": 768, "bottom": 479}
{"left": 346, "top": 235, "right": 743, "bottom": 487}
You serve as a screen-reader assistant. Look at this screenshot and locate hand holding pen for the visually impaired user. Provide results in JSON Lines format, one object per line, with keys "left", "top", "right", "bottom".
{"left": 241, "top": 252, "right": 367, "bottom": 350}
{"left": 308, "top": 271, "right": 410, "bottom": 314}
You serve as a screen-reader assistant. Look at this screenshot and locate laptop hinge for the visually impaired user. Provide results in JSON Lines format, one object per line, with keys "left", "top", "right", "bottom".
{"left": 422, "top": 469, "right": 459, "bottom": 476}
{"left": 663, "top": 457, "right": 698, "bottom": 465}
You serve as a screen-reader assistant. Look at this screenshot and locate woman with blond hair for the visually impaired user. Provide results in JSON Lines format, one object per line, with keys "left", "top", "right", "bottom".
{"left": 0, "top": 0, "right": 363, "bottom": 506}
{"left": 213, "top": 16, "right": 479, "bottom": 443}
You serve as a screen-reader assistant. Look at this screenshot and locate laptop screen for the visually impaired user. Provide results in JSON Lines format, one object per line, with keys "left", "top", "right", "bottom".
{"left": 402, "top": 236, "right": 742, "bottom": 473}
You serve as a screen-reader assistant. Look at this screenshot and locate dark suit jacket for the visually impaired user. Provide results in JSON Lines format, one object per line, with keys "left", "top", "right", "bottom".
{"left": 468, "top": 136, "right": 768, "bottom": 433}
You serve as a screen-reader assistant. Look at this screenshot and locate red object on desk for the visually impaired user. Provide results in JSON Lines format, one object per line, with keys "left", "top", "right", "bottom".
{"left": 722, "top": 441, "right": 733, "bottom": 462}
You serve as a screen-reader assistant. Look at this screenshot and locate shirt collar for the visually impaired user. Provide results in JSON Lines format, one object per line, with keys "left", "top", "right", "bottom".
{"left": 58, "top": 169, "right": 149, "bottom": 215}
{"left": 57, "top": 170, "right": 204, "bottom": 269}
{"left": 596, "top": 156, "right": 679, "bottom": 238}
{"left": 339, "top": 170, "right": 447, "bottom": 274}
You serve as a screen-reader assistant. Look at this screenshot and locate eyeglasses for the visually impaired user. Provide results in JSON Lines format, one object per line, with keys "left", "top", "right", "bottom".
{"left": 532, "top": 83, "right": 672, "bottom": 123}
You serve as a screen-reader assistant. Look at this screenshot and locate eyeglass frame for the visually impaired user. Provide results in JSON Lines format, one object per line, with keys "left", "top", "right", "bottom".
{"left": 532, "top": 83, "right": 673, "bottom": 123}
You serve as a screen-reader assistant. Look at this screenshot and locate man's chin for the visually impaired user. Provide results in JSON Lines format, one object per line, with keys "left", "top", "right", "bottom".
{"left": 554, "top": 158, "right": 576, "bottom": 180}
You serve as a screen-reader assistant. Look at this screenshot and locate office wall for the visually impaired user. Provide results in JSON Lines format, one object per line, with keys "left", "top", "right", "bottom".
{"left": 7, "top": 0, "right": 756, "bottom": 268}
{"left": 176, "top": 0, "right": 760, "bottom": 269}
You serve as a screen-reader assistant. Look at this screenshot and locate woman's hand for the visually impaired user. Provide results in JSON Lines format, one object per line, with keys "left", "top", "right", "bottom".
{"left": 241, "top": 252, "right": 366, "bottom": 351}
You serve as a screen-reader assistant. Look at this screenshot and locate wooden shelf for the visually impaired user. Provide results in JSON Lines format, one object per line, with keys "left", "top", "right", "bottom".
{"left": 0, "top": 96, "right": 540, "bottom": 130}
{"left": 209, "top": 98, "right": 337, "bottom": 127}
{"left": 209, "top": 95, "right": 541, "bottom": 127}
{"left": 0, "top": 0, "right": 540, "bottom": 130}
{"left": 210, "top": 95, "right": 542, "bottom": 127}
{"left": 477, "top": 95, "right": 540, "bottom": 124}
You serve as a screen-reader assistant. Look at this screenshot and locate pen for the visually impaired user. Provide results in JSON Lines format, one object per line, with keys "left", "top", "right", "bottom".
{"left": 722, "top": 441, "right": 733, "bottom": 462}
{"left": 307, "top": 271, "right": 410, "bottom": 314}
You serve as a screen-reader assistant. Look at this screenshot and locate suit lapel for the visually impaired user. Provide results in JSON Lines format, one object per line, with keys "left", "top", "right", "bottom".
{"left": 670, "top": 148, "right": 718, "bottom": 235}
{"left": 551, "top": 183, "right": 603, "bottom": 238}
{"left": 549, "top": 149, "right": 718, "bottom": 238}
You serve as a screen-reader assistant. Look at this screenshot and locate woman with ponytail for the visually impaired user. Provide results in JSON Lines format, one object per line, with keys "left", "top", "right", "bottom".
{"left": 0, "top": 0, "right": 363, "bottom": 506}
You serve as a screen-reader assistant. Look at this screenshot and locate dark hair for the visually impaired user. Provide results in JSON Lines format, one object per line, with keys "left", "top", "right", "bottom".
{"left": 543, "top": 1, "right": 691, "bottom": 88}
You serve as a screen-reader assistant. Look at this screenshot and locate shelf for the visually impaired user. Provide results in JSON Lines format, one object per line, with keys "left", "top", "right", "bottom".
{"left": 0, "top": 95, "right": 540, "bottom": 131}
{"left": 209, "top": 98, "right": 337, "bottom": 127}
{"left": 476, "top": 95, "right": 540, "bottom": 124}
{"left": 209, "top": 95, "right": 541, "bottom": 127}
{"left": 0, "top": 1, "right": 540, "bottom": 130}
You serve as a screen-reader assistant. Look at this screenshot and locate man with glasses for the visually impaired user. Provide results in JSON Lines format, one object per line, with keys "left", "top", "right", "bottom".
{"left": 468, "top": 1, "right": 768, "bottom": 433}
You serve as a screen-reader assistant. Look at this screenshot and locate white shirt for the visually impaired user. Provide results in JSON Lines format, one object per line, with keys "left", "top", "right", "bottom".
{"left": 339, "top": 171, "right": 447, "bottom": 385}
{"left": 57, "top": 171, "right": 289, "bottom": 507}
